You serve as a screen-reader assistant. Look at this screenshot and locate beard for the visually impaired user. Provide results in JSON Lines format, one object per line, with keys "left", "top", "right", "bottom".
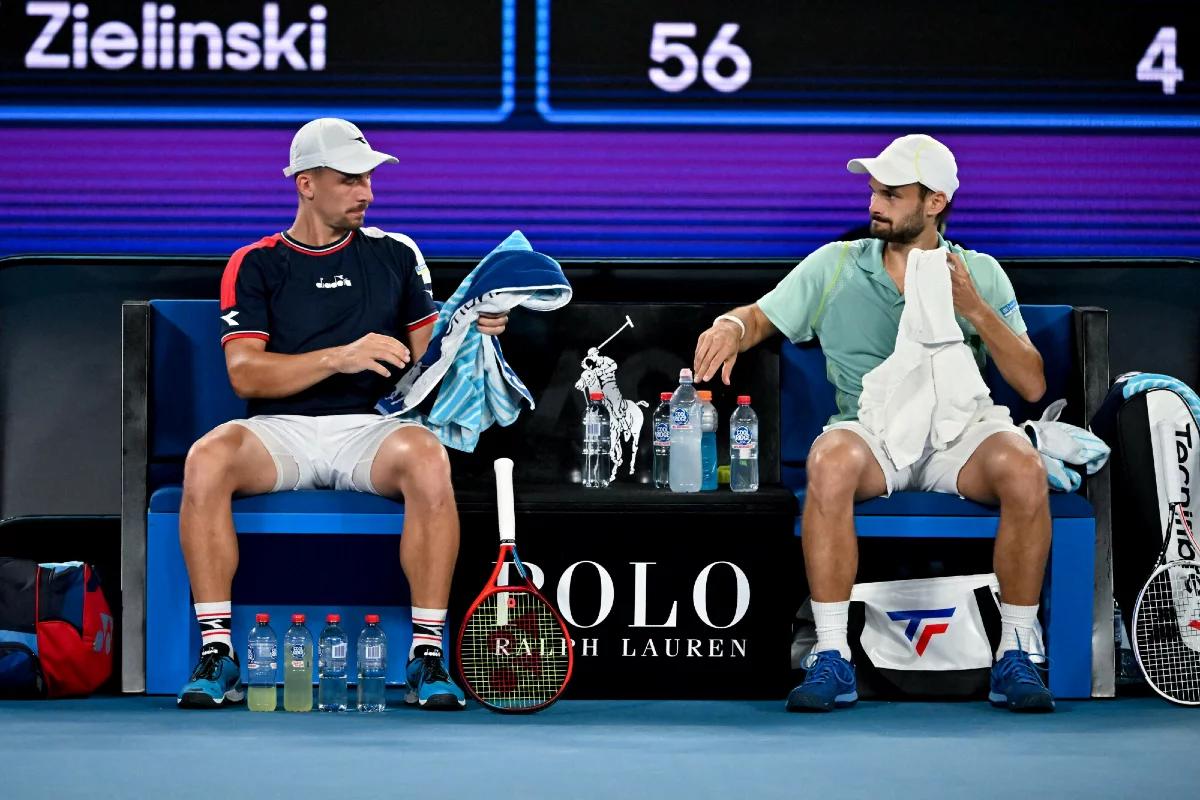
{"left": 339, "top": 207, "right": 368, "bottom": 230}
{"left": 869, "top": 207, "right": 926, "bottom": 244}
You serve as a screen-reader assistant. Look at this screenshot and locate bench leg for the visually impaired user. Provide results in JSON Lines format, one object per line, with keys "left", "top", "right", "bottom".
{"left": 146, "top": 512, "right": 194, "bottom": 695}
{"left": 1044, "top": 517, "right": 1095, "bottom": 699}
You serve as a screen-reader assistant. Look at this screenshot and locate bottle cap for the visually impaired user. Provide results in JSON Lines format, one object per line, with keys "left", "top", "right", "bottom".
{"left": 292, "top": 613, "right": 306, "bottom": 624}
{"left": 660, "top": 392, "right": 672, "bottom": 401}
{"left": 589, "top": 391, "right": 603, "bottom": 401}
{"left": 679, "top": 368, "right": 693, "bottom": 381}
{"left": 697, "top": 390, "right": 712, "bottom": 401}
{"left": 737, "top": 395, "right": 751, "bottom": 404}
{"left": 365, "top": 614, "right": 380, "bottom": 624}
{"left": 255, "top": 613, "right": 270, "bottom": 625}
{"left": 326, "top": 613, "right": 340, "bottom": 624}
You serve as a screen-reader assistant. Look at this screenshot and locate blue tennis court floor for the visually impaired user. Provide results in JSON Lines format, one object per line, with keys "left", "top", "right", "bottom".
{"left": 0, "top": 694, "right": 1190, "bottom": 799}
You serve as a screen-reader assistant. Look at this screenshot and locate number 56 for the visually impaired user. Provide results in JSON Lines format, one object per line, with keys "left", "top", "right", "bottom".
{"left": 649, "top": 22, "right": 751, "bottom": 93}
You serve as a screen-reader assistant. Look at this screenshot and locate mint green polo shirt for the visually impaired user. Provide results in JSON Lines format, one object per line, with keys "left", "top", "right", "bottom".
{"left": 758, "top": 236, "right": 1027, "bottom": 424}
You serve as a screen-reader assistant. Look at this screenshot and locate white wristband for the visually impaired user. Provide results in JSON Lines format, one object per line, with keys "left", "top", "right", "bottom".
{"left": 714, "top": 314, "right": 746, "bottom": 341}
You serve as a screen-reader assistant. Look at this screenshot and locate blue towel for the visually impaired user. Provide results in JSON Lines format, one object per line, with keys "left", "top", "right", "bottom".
{"left": 1022, "top": 399, "right": 1110, "bottom": 493}
{"left": 376, "top": 231, "right": 572, "bottom": 452}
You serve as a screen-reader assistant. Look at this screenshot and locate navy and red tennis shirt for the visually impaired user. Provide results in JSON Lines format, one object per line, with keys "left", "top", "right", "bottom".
{"left": 218, "top": 227, "right": 438, "bottom": 417}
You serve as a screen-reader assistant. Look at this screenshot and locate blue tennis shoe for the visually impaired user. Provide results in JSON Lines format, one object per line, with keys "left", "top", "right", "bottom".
{"left": 177, "top": 646, "right": 244, "bottom": 709}
{"left": 786, "top": 650, "right": 858, "bottom": 712}
{"left": 989, "top": 649, "right": 1055, "bottom": 712}
{"left": 405, "top": 648, "right": 466, "bottom": 710}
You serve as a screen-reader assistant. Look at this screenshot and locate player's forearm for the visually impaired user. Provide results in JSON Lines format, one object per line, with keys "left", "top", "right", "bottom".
{"left": 968, "top": 307, "right": 1046, "bottom": 402}
{"left": 226, "top": 347, "right": 342, "bottom": 399}
{"left": 725, "top": 304, "right": 775, "bottom": 352}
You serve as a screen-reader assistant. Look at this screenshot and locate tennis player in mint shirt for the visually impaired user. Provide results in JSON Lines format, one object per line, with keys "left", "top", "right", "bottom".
{"left": 693, "top": 134, "right": 1056, "bottom": 713}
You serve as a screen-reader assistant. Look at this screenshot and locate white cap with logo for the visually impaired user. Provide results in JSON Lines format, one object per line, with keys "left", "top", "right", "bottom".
{"left": 282, "top": 118, "right": 399, "bottom": 177}
{"left": 846, "top": 134, "right": 960, "bottom": 201}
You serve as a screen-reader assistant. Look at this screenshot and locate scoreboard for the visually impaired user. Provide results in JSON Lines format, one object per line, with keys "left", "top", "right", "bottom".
{"left": 537, "top": 0, "right": 1198, "bottom": 129}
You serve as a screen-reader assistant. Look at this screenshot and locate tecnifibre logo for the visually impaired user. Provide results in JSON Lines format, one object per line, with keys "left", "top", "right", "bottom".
{"left": 886, "top": 607, "right": 955, "bottom": 656}
{"left": 23, "top": 2, "right": 327, "bottom": 71}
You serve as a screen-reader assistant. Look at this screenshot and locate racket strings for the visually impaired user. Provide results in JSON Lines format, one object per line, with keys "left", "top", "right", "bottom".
{"left": 460, "top": 590, "right": 571, "bottom": 710}
{"left": 1135, "top": 565, "right": 1200, "bottom": 704}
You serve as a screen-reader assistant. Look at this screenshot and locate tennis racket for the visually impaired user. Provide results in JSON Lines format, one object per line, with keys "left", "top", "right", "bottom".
{"left": 1131, "top": 423, "right": 1200, "bottom": 706}
{"left": 456, "top": 458, "right": 574, "bottom": 712}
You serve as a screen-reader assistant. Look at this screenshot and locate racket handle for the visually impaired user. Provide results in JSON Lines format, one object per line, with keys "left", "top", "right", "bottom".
{"left": 494, "top": 458, "right": 516, "bottom": 543}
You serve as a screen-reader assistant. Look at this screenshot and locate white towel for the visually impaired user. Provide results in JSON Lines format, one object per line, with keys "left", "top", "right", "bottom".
{"left": 858, "top": 247, "right": 992, "bottom": 470}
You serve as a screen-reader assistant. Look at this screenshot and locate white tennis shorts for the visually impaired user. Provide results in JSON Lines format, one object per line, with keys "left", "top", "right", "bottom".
{"left": 230, "top": 414, "right": 424, "bottom": 494}
{"left": 818, "top": 407, "right": 1025, "bottom": 496}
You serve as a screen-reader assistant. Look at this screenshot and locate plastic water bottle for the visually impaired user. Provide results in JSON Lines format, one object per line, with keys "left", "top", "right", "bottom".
{"left": 652, "top": 392, "right": 672, "bottom": 488}
{"left": 246, "top": 613, "right": 277, "bottom": 712}
{"left": 698, "top": 390, "right": 718, "bottom": 491}
{"left": 1113, "top": 601, "right": 1141, "bottom": 685}
{"left": 357, "top": 614, "right": 387, "bottom": 712}
{"left": 318, "top": 613, "right": 348, "bottom": 712}
{"left": 283, "top": 613, "right": 313, "bottom": 712}
{"left": 730, "top": 395, "right": 759, "bottom": 493}
{"left": 669, "top": 369, "right": 701, "bottom": 492}
{"left": 582, "top": 391, "right": 611, "bottom": 488}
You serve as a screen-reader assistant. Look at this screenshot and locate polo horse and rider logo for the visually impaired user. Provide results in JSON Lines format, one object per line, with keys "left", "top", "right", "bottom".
{"left": 574, "top": 316, "right": 648, "bottom": 482}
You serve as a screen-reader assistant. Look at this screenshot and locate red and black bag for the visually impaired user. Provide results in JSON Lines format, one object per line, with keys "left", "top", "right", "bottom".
{"left": 0, "top": 558, "right": 113, "bottom": 697}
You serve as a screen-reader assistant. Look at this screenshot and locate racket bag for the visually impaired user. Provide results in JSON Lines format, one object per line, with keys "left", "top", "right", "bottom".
{"left": 791, "top": 573, "right": 1043, "bottom": 699}
{"left": 1090, "top": 372, "right": 1200, "bottom": 616}
{"left": 0, "top": 558, "right": 113, "bottom": 698}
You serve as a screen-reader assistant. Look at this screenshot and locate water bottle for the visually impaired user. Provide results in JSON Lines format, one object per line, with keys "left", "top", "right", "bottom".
{"left": 283, "top": 614, "right": 314, "bottom": 712}
{"left": 318, "top": 613, "right": 348, "bottom": 712}
{"left": 730, "top": 395, "right": 759, "bottom": 493}
{"left": 698, "top": 390, "right": 718, "bottom": 491}
{"left": 669, "top": 369, "right": 701, "bottom": 492}
{"left": 246, "top": 613, "right": 277, "bottom": 712}
{"left": 1113, "top": 601, "right": 1141, "bottom": 685}
{"left": 581, "top": 391, "right": 611, "bottom": 488}
{"left": 652, "top": 392, "right": 672, "bottom": 488}
{"left": 357, "top": 614, "right": 388, "bottom": 712}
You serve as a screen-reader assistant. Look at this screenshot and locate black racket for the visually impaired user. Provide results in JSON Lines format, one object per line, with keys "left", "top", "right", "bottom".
{"left": 455, "top": 458, "right": 574, "bottom": 712}
{"left": 1131, "top": 423, "right": 1200, "bottom": 706}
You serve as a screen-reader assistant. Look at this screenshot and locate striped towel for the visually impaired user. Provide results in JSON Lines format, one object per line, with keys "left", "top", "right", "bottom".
{"left": 375, "top": 230, "right": 572, "bottom": 452}
{"left": 1120, "top": 372, "right": 1200, "bottom": 422}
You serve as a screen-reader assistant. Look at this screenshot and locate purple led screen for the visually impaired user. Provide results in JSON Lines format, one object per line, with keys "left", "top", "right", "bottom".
{"left": 1, "top": 128, "right": 1197, "bottom": 261}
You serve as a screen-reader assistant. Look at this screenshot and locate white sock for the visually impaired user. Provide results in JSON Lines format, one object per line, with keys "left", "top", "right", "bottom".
{"left": 194, "top": 600, "right": 233, "bottom": 656}
{"left": 811, "top": 600, "right": 851, "bottom": 661}
{"left": 409, "top": 607, "right": 447, "bottom": 660}
{"left": 997, "top": 602, "right": 1040, "bottom": 659}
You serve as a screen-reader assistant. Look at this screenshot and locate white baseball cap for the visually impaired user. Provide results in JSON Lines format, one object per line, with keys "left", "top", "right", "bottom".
{"left": 846, "top": 134, "right": 960, "bottom": 201}
{"left": 282, "top": 118, "right": 398, "bottom": 178}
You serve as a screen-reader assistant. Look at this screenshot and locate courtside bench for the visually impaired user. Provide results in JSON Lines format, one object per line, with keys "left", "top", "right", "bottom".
{"left": 121, "top": 298, "right": 1109, "bottom": 699}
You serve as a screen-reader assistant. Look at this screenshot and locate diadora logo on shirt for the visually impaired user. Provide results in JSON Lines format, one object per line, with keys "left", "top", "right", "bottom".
{"left": 886, "top": 607, "right": 955, "bottom": 656}
{"left": 315, "top": 274, "right": 352, "bottom": 289}
{"left": 221, "top": 310, "right": 239, "bottom": 326}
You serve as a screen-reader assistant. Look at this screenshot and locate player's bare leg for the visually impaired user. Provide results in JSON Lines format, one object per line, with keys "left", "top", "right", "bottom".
{"left": 370, "top": 425, "right": 465, "bottom": 709}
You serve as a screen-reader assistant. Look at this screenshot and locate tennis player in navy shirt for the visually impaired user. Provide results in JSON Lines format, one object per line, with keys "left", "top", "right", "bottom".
{"left": 177, "top": 118, "right": 504, "bottom": 710}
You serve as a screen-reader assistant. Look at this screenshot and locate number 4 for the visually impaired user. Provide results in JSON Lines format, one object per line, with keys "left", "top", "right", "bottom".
{"left": 1137, "top": 27, "right": 1184, "bottom": 95}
